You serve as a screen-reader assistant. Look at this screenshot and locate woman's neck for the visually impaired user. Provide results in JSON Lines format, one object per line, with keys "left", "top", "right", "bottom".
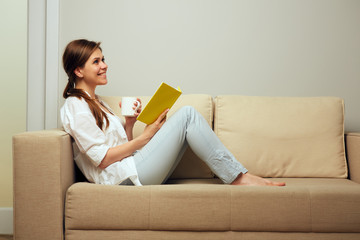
{"left": 75, "top": 82, "right": 96, "bottom": 99}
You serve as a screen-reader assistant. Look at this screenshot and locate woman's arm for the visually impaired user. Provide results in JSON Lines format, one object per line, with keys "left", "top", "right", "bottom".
{"left": 98, "top": 134, "right": 147, "bottom": 169}
{"left": 120, "top": 98, "right": 141, "bottom": 141}
{"left": 98, "top": 108, "right": 169, "bottom": 169}
{"left": 124, "top": 124, "right": 134, "bottom": 141}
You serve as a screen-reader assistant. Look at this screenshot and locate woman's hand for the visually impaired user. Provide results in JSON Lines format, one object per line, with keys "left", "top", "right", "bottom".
{"left": 119, "top": 98, "right": 142, "bottom": 141}
{"left": 142, "top": 108, "right": 169, "bottom": 141}
{"left": 119, "top": 98, "right": 142, "bottom": 127}
{"left": 99, "top": 108, "right": 169, "bottom": 169}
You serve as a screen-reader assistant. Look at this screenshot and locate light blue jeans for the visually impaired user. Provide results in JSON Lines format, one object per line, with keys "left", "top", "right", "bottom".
{"left": 132, "top": 106, "right": 248, "bottom": 185}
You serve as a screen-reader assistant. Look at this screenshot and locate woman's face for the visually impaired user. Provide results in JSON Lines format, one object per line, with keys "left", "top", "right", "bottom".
{"left": 76, "top": 48, "right": 108, "bottom": 88}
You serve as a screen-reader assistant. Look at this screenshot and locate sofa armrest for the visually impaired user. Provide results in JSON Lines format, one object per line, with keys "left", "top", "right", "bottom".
{"left": 345, "top": 132, "right": 360, "bottom": 184}
{"left": 13, "top": 129, "right": 75, "bottom": 240}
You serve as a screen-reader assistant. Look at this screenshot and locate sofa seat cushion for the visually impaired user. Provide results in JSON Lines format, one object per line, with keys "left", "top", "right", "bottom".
{"left": 100, "top": 94, "right": 214, "bottom": 179}
{"left": 214, "top": 96, "right": 347, "bottom": 178}
{"left": 65, "top": 179, "right": 360, "bottom": 233}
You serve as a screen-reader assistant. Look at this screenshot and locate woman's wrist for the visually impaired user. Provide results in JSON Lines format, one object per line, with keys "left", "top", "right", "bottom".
{"left": 138, "top": 131, "right": 152, "bottom": 144}
{"left": 124, "top": 125, "right": 134, "bottom": 141}
{"left": 124, "top": 122, "right": 134, "bottom": 130}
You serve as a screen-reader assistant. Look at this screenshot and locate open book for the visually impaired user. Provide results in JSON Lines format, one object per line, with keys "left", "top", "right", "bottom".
{"left": 137, "top": 82, "right": 182, "bottom": 125}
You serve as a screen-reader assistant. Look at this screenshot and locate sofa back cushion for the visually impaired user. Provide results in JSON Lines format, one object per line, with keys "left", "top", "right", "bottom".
{"left": 100, "top": 94, "right": 214, "bottom": 179}
{"left": 214, "top": 96, "right": 347, "bottom": 178}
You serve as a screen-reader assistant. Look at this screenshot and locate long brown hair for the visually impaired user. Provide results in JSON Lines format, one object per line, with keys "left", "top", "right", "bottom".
{"left": 62, "top": 39, "right": 109, "bottom": 130}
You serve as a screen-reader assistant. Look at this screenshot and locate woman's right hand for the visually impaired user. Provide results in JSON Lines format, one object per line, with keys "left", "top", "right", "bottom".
{"left": 99, "top": 109, "right": 169, "bottom": 169}
{"left": 142, "top": 108, "right": 169, "bottom": 141}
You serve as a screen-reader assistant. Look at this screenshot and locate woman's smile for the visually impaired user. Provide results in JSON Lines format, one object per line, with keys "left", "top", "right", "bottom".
{"left": 98, "top": 71, "right": 107, "bottom": 78}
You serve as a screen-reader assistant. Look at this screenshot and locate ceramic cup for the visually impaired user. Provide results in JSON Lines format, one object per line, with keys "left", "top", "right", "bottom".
{"left": 121, "top": 97, "right": 141, "bottom": 116}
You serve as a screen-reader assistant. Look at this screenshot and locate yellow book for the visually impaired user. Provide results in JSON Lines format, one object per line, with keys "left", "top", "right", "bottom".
{"left": 137, "top": 82, "right": 182, "bottom": 125}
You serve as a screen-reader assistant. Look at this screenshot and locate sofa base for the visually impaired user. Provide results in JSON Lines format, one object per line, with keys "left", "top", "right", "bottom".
{"left": 66, "top": 230, "right": 360, "bottom": 240}
{"left": 66, "top": 179, "right": 360, "bottom": 233}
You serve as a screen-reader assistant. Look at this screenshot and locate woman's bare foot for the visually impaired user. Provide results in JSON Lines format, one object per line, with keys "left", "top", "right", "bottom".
{"left": 231, "top": 173, "right": 286, "bottom": 186}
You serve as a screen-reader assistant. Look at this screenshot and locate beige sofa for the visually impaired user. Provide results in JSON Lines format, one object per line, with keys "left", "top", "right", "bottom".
{"left": 13, "top": 95, "right": 360, "bottom": 240}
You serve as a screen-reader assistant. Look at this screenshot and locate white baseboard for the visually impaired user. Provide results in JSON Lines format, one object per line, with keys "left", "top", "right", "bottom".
{"left": 0, "top": 208, "right": 13, "bottom": 234}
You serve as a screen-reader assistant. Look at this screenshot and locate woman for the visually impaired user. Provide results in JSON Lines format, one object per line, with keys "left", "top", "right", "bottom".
{"left": 60, "top": 39, "right": 285, "bottom": 186}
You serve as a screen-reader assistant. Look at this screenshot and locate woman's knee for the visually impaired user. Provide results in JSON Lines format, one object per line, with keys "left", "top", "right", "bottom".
{"left": 178, "top": 106, "right": 197, "bottom": 119}
{"left": 179, "top": 105, "right": 195, "bottom": 113}
{"left": 169, "top": 106, "right": 201, "bottom": 125}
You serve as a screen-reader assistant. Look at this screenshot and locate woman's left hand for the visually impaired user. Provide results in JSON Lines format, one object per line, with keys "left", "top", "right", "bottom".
{"left": 119, "top": 98, "right": 142, "bottom": 127}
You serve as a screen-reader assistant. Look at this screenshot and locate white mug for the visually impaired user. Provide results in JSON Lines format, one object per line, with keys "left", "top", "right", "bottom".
{"left": 121, "top": 97, "right": 141, "bottom": 116}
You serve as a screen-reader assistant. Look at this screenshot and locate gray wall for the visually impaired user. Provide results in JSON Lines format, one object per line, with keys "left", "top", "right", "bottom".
{"left": 59, "top": 0, "right": 360, "bottom": 131}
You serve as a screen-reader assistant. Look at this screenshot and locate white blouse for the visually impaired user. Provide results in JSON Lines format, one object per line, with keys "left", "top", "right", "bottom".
{"left": 60, "top": 95, "right": 142, "bottom": 186}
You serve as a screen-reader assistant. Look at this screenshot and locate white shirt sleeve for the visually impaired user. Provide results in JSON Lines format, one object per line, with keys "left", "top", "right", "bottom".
{"left": 61, "top": 97, "right": 110, "bottom": 167}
